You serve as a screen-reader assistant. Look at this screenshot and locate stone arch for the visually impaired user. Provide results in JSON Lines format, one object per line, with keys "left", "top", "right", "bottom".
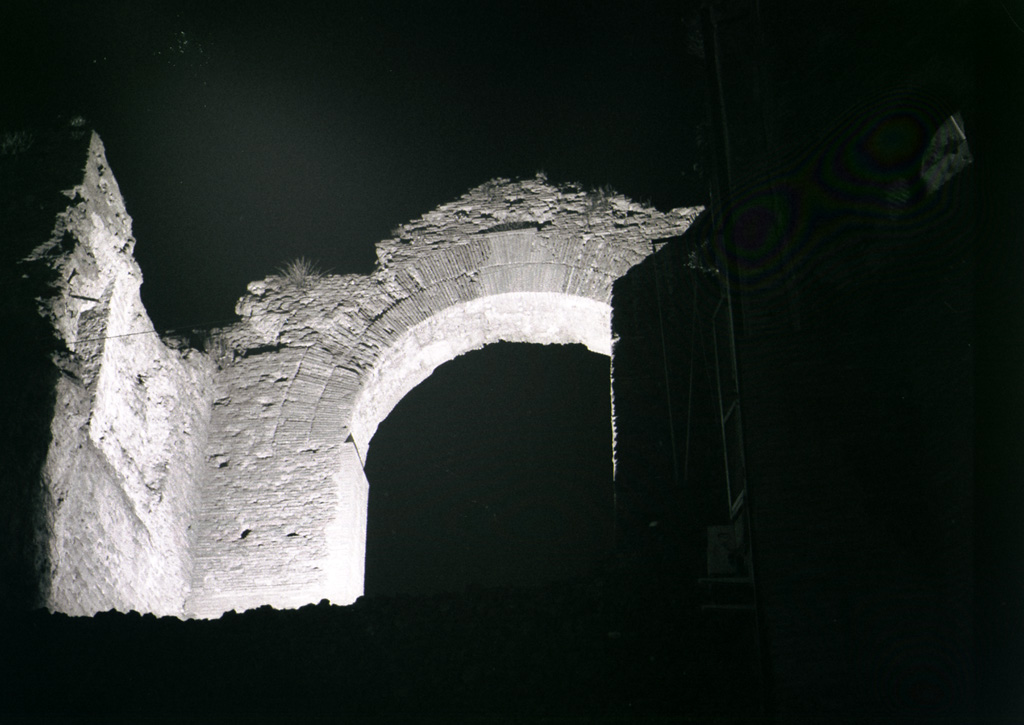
{"left": 188, "top": 177, "right": 701, "bottom": 617}
{"left": 348, "top": 291, "right": 612, "bottom": 457}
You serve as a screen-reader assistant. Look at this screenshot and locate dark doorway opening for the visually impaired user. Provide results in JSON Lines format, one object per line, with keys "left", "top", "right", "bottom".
{"left": 363, "top": 342, "right": 614, "bottom": 597}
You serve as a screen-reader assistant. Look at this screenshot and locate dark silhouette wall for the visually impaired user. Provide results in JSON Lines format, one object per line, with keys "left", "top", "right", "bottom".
{"left": 604, "top": 1, "right": 979, "bottom": 717}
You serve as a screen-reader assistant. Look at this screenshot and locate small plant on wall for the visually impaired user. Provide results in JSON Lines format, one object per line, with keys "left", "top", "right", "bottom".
{"left": 586, "top": 184, "right": 616, "bottom": 213}
{"left": 277, "top": 256, "right": 325, "bottom": 289}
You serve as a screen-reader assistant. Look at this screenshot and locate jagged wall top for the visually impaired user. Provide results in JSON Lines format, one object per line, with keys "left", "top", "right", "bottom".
{"left": 380, "top": 175, "right": 694, "bottom": 256}
{"left": 22, "top": 133, "right": 139, "bottom": 353}
{"left": 223, "top": 176, "right": 702, "bottom": 354}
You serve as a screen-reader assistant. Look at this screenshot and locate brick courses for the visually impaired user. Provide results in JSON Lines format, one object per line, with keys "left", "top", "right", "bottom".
{"left": 19, "top": 138, "right": 702, "bottom": 617}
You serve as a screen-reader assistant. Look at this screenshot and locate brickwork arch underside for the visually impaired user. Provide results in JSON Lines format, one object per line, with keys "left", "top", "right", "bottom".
{"left": 295, "top": 227, "right": 635, "bottom": 454}
{"left": 327, "top": 291, "right": 614, "bottom": 609}
{"left": 348, "top": 291, "right": 612, "bottom": 458}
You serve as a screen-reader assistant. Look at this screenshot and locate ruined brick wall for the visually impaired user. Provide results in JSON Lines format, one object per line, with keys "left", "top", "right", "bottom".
{"left": 15, "top": 138, "right": 701, "bottom": 618}
{"left": 20, "top": 134, "right": 214, "bottom": 616}
{"left": 188, "top": 179, "right": 700, "bottom": 617}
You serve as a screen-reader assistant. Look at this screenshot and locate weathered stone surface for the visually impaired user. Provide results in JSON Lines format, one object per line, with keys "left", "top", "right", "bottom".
{"left": 21, "top": 133, "right": 214, "bottom": 616}
{"left": 187, "top": 177, "right": 701, "bottom": 617}
{"left": 18, "top": 135, "right": 702, "bottom": 618}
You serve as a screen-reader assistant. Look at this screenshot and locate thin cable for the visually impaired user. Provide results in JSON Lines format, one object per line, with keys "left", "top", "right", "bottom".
{"left": 73, "top": 318, "right": 238, "bottom": 345}
{"left": 695, "top": 283, "right": 716, "bottom": 402}
{"left": 1002, "top": 2, "right": 1024, "bottom": 36}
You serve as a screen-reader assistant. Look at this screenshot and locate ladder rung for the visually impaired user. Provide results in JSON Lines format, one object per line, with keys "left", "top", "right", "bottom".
{"left": 723, "top": 399, "right": 739, "bottom": 422}
{"left": 729, "top": 488, "right": 746, "bottom": 518}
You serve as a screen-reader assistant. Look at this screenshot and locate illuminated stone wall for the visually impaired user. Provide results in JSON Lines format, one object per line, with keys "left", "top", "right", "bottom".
{"left": 21, "top": 134, "right": 214, "bottom": 616}
{"left": 18, "top": 135, "right": 702, "bottom": 618}
{"left": 187, "top": 178, "right": 701, "bottom": 617}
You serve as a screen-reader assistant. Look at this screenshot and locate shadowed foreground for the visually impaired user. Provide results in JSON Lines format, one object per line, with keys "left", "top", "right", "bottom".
{"left": 1, "top": 558, "right": 759, "bottom": 721}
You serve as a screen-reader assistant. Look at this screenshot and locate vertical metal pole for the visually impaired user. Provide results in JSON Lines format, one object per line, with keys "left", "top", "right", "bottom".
{"left": 701, "top": 1, "right": 772, "bottom": 715}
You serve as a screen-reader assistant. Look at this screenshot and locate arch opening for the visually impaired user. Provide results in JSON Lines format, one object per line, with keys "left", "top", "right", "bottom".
{"left": 348, "top": 292, "right": 613, "bottom": 459}
{"left": 362, "top": 342, "right": 615, "bottom": 597}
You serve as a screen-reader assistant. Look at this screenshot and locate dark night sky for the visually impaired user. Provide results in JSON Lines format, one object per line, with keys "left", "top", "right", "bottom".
{"left": 1, "top": 0, "right": 704, "bottom": 595}
{"left": 0, "top": 0, "right": 705, "bottom": 332}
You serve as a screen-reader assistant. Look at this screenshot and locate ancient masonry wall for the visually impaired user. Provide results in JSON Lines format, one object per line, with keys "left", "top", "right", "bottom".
{"left": 23, "top": 135, "right": 701, "bottom": 618}
{"left": 24, "top": 134, "right": 214, "bottom": 616}
{"left": 188, "top": 179, "right": 700, "bottom": 617}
